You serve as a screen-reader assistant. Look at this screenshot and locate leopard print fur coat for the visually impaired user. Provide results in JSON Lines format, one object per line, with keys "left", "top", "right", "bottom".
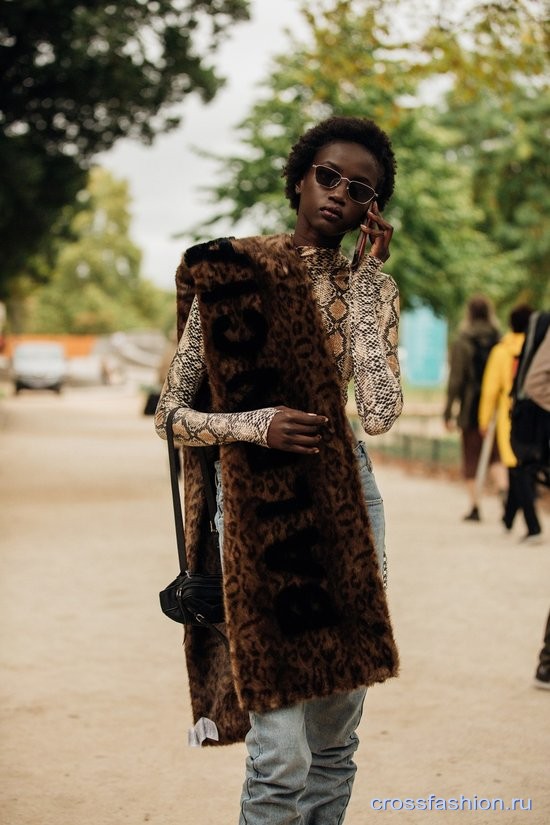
{"left": 175, "top": 233, "right": 399, "bottom": 745}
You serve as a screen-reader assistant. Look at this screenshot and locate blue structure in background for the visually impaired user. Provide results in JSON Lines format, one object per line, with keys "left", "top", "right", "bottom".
{"left": 401, "top": 305, "right": 447, "bottom": 387}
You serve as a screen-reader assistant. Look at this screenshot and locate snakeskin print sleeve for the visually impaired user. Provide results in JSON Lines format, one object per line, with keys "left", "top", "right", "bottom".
{"left": 154, "top": 297, "right": 277, "bottom": 447}
{"left": 350, "top": 256, "right": 403, "bottom": 435}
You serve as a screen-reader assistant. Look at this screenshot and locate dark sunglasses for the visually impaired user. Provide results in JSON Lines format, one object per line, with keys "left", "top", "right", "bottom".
{"left": 311, "top": 164, "right": 378, "bottom": 205}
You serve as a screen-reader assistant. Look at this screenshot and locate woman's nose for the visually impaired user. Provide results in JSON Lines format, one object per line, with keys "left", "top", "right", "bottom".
{"left": 329, "top": 182, "right": 347, "bottom": 201}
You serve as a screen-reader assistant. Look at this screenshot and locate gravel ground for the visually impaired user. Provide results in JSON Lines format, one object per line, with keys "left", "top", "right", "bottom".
{"left": 1, "top": 386, "right": 548, "bottom": 825}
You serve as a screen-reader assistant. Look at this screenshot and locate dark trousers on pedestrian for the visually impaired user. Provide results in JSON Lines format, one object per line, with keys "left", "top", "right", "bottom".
{"left": 503, "top": 465, "right": 541, "bottom": 536}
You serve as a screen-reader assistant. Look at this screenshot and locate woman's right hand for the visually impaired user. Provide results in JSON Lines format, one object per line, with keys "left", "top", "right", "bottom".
{"left": 267, "top": 406, "right": 329, "bottom": 454}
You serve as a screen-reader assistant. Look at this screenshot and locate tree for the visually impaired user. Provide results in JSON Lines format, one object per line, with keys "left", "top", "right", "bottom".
{"left": 187, "top": 0, "right": 548, "bottom": 323}
{"left": 20, "top": 167, "right": 173, "bottom": 334}
{"left": 0, "top": 0, "right": 250, "bottom": 299}
{"left": 412, "top": 0, "right": 550, "bottom": 307}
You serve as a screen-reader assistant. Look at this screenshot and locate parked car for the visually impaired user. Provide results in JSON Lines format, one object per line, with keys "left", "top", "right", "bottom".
{"left": 11, "top": 342, "right": 67, "bottom": 394}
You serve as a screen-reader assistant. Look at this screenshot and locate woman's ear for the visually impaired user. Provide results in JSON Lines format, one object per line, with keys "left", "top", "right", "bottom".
{"left": 295, "top": 182, "right": 302, "bottom": 194}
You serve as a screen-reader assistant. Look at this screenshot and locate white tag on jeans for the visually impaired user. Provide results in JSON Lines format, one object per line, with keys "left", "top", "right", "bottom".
{"left": 188, "top": 717, "right": 220, "bottom": 747}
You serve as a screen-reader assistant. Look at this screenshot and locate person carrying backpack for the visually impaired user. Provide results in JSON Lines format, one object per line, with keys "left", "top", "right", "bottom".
{"left": 444, "top": 294, "right": 503, "bottom": 521}
{"left": 479, "top": 304, "right": 542, "bottom": 542}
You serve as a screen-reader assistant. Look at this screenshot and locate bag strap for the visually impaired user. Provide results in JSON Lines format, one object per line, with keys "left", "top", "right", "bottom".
{"left": 166, "top": 410, "right": 187, "bottom": 573}
{"left": 166, "top": 410, "right": 220, "bottom": 574}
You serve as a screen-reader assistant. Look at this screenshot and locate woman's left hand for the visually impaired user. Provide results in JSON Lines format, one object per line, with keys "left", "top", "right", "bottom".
{"left": 361, "top": 201, "right": 393, "bottom": 263}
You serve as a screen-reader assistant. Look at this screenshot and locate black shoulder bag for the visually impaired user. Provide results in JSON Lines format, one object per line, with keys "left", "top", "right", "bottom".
{"left": 159, "top": 410, "right": 226, "bottom": 644}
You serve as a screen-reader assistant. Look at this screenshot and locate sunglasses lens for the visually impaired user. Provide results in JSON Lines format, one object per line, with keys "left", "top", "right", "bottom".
{"left": 348, "top": 182, "right": 375, "bottom": 204}
{"left": 315, "top": 166, "right": 341, "bottom": 188}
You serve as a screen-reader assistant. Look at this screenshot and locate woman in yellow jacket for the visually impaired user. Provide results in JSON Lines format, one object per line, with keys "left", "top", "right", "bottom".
{"left": 478, "top": 304, "right": 542, "bottom": 541}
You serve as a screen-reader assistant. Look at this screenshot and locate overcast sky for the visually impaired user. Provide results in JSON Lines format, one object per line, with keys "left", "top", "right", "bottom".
{"left": 100, "top": 0, "right": 308, "bottom": 290}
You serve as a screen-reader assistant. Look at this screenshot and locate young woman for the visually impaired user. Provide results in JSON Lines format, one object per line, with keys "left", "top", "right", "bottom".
{"left": 156, "top": 116, "right": 403, "bottom": 824}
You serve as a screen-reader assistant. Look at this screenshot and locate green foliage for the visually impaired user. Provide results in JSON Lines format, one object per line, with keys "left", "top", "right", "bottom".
{"left": 0, "top": 0, "right": 250, "bottom": 298}
{"left": 188, "top": 0, "right": 549, "bottom": 326}
{"left": 19, "top": 167, "right": 173, "bottom": 334}
{"left": 416, "top": 0, "right": 550, "bottom": 310}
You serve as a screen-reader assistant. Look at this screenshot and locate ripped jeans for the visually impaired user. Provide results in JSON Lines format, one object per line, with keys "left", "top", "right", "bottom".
{"left": 214, "top": 441, "right": 386, "bottom": 825}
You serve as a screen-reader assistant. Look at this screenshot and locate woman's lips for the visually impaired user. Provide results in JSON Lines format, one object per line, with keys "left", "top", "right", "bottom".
{"left": 319, "top": 206, "right": 343, "bottom": 221}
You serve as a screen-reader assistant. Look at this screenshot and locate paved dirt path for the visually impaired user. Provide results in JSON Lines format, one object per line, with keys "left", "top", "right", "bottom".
{"left": 1, "top": 387, "right": 548, "bottom": 825}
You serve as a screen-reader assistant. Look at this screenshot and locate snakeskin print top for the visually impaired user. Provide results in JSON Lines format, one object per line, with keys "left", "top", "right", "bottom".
{"left": 155, "top": 242, "right": 403, "bottom": 446}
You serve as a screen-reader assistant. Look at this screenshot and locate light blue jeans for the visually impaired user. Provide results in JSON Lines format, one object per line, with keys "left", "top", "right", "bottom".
{"left": 214, "top": 441, "right": 386, "bottom": 825}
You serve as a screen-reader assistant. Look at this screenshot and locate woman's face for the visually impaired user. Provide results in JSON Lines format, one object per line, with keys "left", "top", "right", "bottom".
{"left": 293, "top": 140, "right": 381, "bottom": 248}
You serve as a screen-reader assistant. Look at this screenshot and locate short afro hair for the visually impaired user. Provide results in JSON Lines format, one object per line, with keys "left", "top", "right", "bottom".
{"left": 283, "top": 116, "right": 396, "bottom": 212}
{"left": 509, "top": 304, "right": 533, "bottom": 333}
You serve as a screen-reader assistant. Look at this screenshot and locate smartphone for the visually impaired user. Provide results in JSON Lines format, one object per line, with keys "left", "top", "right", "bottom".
{"left": 351, "top": 209, "right": 374, "bottom": 270}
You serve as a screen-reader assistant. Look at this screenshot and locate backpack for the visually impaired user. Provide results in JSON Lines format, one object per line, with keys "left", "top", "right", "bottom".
{"left": 510, "top": 311, "right": 550, "bottom": 483}
{"left": 467, "top": 332, "right": 499, "bottom": 428}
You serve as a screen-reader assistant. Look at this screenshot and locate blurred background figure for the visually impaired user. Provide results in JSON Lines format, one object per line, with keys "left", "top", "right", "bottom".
{"left": 521, "top": 323, "right": 550, "bottom": 688}
{"left": 514, "top": 312, "right": 550, "bottom": 489}
{"left": 156, "top": 329, "right": 178, "bottom": 393}
{"left": 444, "top": 294, "right": 504, "bottom": 521}
{"left": 478, "top": 304, "right": 542, "bottom": 542}
{"left": 143, "top": 329, "right": 177, "bottom": 417}
{"left": 145, "top": 329, "right": 180, "bottom": 475}
{"left": 524, "top": 323, "right": 550, "bottom": 413}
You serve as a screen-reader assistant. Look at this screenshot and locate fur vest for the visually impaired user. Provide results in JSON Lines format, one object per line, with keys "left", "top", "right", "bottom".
{"left": 176, "top": 234, "right": 399, "bottom": 745}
